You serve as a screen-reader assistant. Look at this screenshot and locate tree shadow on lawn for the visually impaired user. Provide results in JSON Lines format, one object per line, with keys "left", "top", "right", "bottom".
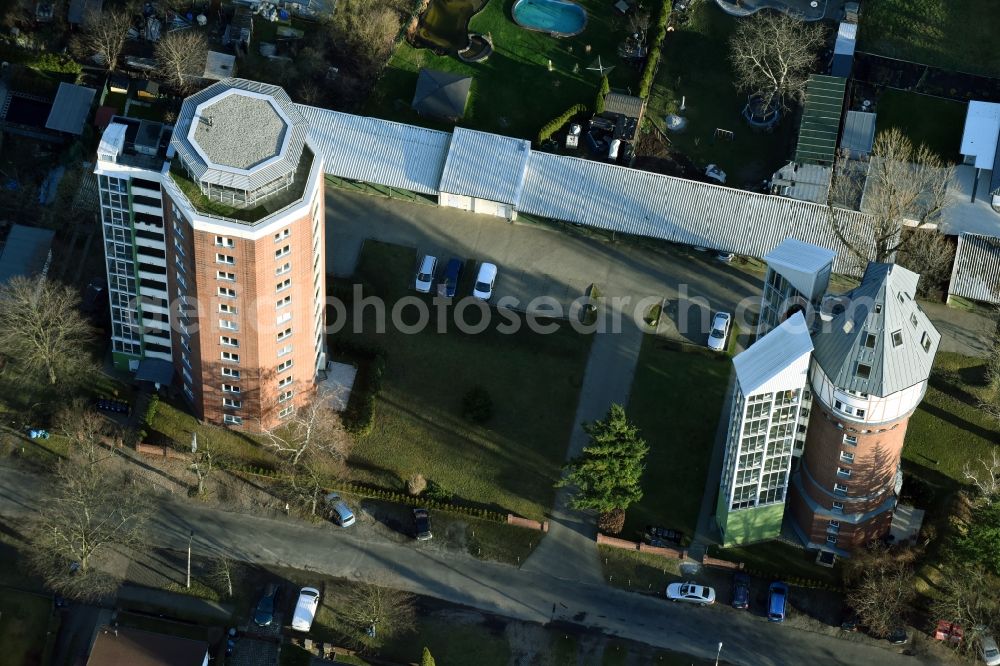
{"left": 917, "top": 401, "right": 998, "bottom": 444}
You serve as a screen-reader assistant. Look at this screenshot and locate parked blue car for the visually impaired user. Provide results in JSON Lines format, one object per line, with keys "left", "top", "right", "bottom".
{"left": 768, "top": 581, "right": 789, "bottom": 622}
{"left": 437, "top": 258, "right": 463, "bottom": 298}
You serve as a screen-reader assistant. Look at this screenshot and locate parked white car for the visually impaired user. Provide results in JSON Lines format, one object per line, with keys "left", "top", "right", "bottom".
{"left": 707, "top": 312, "right": 731, "bottom": 352}
{"left": 291, "top": 587, "right": 320, "bottom": 632}
{"left": 981, "top": 635, "right": 1000, "bottom": 666}
{"left": 665, "top": 582, "right": 716, "bottom": 605}
{"left": 472, "top": 262, "right": 497, "bottom": 301}
{"left": 415, "top": 255, "right": 437, "bottom": 293}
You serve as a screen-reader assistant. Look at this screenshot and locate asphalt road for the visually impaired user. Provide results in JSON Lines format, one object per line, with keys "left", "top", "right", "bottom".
{"left": 0, "top": 464, "right": 929, "bottom": 666}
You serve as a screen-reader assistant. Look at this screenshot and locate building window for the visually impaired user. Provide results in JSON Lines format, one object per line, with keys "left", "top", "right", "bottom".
{"left": 826, "top": 535, "right": 838, "bottom": 545}
{"left": 856, "top": 409, "right": 866, "bottom": 418}
{"left": 874, "top": 304, "right": 882, "bottom": 314}
{"left": 277, "top": 327, "right": 292, "bottom": 342}
{"left": 910, "top": 313, "right": 918, "bottom": 328}
{"left": 215, "top": 236, "right": 235, "bottom": 248}
{"left": 832, "top": 501, "right": 844, "bottom": 513}
{"left": 828, "top": 520, "right": 840, "bottom": 533}
{"left": 274, "top": 228, "right": 290, "bottom": 243}
{"left": 220, "top": 319, "right": 238, "bottom": 331}
{"left": 277, "top": 344, "right": 292, "bottom": 357}
{"left": 276, "top": 278, "right": 291, "bottom": 293}
{"left": 223, "top": 397, "right": 241, "bottom": 408}
{"left": 856, "top": 363, "right": 872, "bottom": 379}
{"left": 278, "top": 405, "right": 294, "bottom": 419}
{"left": 837, "top": 467, "right": 852, "bottom": 478}
{"left": 218, "top": 287, "right": 236, "bottom": 298}
{"left": 216, "top": 253, "right": 235, "bottom": 265}
{"left": 220, "top": 336, "right": 239, "bottom": 347}
{"left": 834, "top": 483, "right": 849, "bottom": 496}
{"left": 221, "top": 351, "right": 239, "bottom": 363}
{"left": 277, "top": 375, "right": 293, "bottom": 389}
{"left": 840, "top": 451, "right": 855, "bottom": 464}
{"left": 222, "top": 384, "right": 240, "bottom": 394}
{"left": 277, "top": 312, "right": 292, "bottom": 325}
{"left": 276, "top": 295, "right": 291, "bottom": 308}
{"left": 898, "top": 292, "right": 906, "bottom": 304}
{"left": 217, "top": 271, "right": 236, "bottom": 281}
{"left": 276, "top": 262, "right": 291, "bottom": 276}
{"left": 864, "top": 333, "right": 876, "bottom": 348}
{"left": 278, "top": 390, "right": 293, "bottom": 403}
{"left": 277, "top": 359, "right": 293, "bottom": 372}
{"left": 223, "top": 414, "right": 243, "bottom": 425}
{"left": 921, "top": 331, "right": 931, "bottom": 352}
{"left": 222, "top": 367, "right": 240, "bottom": 379}
{"left": 891, "top": 330, "right": 903, "bottom": 347}
{"left": 275, "top": 244, "right": 290, "bottom": 259}
{"left": 220, "top": 303, "right": 237, "bottom": 314}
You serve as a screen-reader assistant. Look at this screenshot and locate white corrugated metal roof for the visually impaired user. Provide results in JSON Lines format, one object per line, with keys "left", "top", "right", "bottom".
{"left": 297, "top": 104, "right": 450, "bottom": 195}
{"left": 733, "top": 312, "right": 813, "bottom": 396}
{"left": 439, "top": 128, "right": 531, "bottom": 204}
{"left": 834, "top": 21, "right": 857, "bottom": 56}
{"left": 949, "top": 232, "right": 1000, "bottom": 304}
{"left": 520, "top": 151, "right": 874, "bottom": 275}
{"left": 960, "top": 101, "right": 1000, "bottom": 170}
{"left": 764, "top": 238, "right": 836, "bottom": 300}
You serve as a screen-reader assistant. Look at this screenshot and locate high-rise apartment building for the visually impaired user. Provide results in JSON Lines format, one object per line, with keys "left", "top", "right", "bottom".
{"left": 95, "top": 79, "right": 326, "bottom": 430}
{"left": 715, "top": 240, "right": 940, "bottom": 555}
{"left": 716, "top": 312, "right": 814, "bottom": 547}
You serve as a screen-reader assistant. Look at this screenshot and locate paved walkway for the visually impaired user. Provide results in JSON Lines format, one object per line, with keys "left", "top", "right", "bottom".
{"left": 522, "top": 308, "right": 645, "bottom": 584}
{"left": 0, "top": 464, "right": 936, "bottom": 666}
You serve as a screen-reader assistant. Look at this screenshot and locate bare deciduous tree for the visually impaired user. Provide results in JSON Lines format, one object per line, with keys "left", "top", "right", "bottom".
{"left": 330, "top": 0, "right": 400, "bottom": 78}
{"left": 55, "top": 400, "right": 123, "bottom": 462}
{"left": 844, "top": 542, "right": 917, "bottom": 638}
{"left": 896, "top": 229, "right": 956, "bottom": 298}
{"left": 339, "top": 577, "right": 416, "bottom": 651}
{"left": 729, "top": 12, "right": 825, "bottom": 110}
{"left": 831, "top": 129, "right": 954, "bottom": 263}
{"left": 72, "top": 7, "right": 134, "bottom": 70}
{"left": 27, "top": 442, "right": 151, "bottom": 601}
{"left": 930, "top": 564, "right": 1000, "bottom": 657}
{"left": 190, "top": 444, "right": 216, "bottom": 497}
{"left": 963, "top": 450, "right": 1000, "bottom": 498}
{"left": 261, "top": 390, "right": 351, "bottom": 468}
{"left": 155, "top": 30, "right": 208, "bottom": 92}
{"left": 209, "top": 555, "right": 238, "bottom": 598}
{"left": 0, "top": 276, "right": 96, "bottom": 387}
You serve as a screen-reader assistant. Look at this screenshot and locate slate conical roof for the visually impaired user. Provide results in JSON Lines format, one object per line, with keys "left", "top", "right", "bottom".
{"left": 812, "top": 263, "right": 940, "bottom": 397}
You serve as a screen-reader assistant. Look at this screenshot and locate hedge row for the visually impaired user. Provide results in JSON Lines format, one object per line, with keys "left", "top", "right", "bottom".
{"left": 537, "top": 103, "right": 587, "bottom": 144}
{"left": 743, "top": 568, "right": 842, "bottom": 592}
{"left": 0, "top": 42, "right": 82, "bottom": 74}
{"left": 339, "top": 481, "right": 507, "bottom": 524}
{"left": 329, "top": 339, "right": 387, "bottom": 437}
{"left": 638, "top": 0, "right": 671, "bottom": 98}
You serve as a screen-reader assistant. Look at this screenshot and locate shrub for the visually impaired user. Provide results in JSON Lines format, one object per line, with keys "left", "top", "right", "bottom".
{"left": 144, "top": 394, "right": 159, "bottom": 427}
{"left": 461, "top": 385, "right": 493, "bottom": 424}
{"left": 594, "top": 75, "right": 610, "bottom": 115}
{"left": 425, "top": 480, "right": 454, "bottom": 504}
{"left": 598, "top": 508, "right": 626, "bottom": 535}
{"left": 537, "top": 103, "right": 587, "bottom": 144}
{"left": 406, "top": 473, "right": 427, "bottom": 496}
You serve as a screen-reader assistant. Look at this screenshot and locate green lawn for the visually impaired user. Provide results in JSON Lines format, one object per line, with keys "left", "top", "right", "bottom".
{"left": 903, "top": 352, "right": 1000, "bottom": 501}
{"left": 0, "top": 589, "right": 52, "bottom": 666}
{"left": 858, "top": 0, "right": 1000, "bottom": 77}
{"left": 623, "top": 336, "right": 730, "bottom": 542}
{"left": 709, "top": 540, "right": 841, "bottom": 587}
{"left": 369, "top": 0, "right": 640, "bottom": 138}
{"left": 874, "top": 89, "right": 966, "bottom": 162}
{"left": 646, "top": 1, "right": 797, "bottom": 186}
{"left": 598, "top": 544, "right": 681, "bottom": 593}
{"left": 335, "top": 241, "right": 592, "bottom": 520}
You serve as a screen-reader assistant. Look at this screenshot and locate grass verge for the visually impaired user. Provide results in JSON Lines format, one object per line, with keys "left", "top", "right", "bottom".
{"left": 708, "top": 540, "right": 841, "bottom": 588}
{"left": 623, "top": 336, "right": 730, "bottom": 543}
{"left": 598, "top": 544, "right": 681, "bottom": 593}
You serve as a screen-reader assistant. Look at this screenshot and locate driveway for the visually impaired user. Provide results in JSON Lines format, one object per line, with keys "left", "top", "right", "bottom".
{"left": 325, "top": 186, "right": 997, "bottom": 355}
{"left": 0, "top": 464, "right": 934, "bottom": 666}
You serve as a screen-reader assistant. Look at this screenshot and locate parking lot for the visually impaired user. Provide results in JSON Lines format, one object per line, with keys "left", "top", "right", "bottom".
{"left": 325, "top": 185, "right": 764, "bottom": 344}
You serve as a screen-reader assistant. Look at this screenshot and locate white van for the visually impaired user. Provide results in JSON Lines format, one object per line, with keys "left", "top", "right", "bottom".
{"left": 291, "top": 587, "right": 320, "bottom": 632}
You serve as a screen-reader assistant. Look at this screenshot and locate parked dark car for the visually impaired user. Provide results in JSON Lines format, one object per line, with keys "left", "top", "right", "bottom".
{"left": 253, "top": 583, "right": 282, "bottom": 627}
{"left": 888, "top": 628, "right": 909, "bottom": 645}
{"left": 412, "top": 508, "right": 432, "bottom": 541}
{"left": 731, "top": 571, "right": 750, "bottom": 610}
{"left": 437, "top": 258, "right": 463, "bottom": 298}
{"left": 767, "top": 581, "right": 788, "bottom": 622}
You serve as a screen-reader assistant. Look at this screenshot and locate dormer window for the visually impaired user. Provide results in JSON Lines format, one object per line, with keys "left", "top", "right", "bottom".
{"left": 891, "top": 330, "right": 903, "bottom": 347}
{"left": 910, "top": 313, "right": 918, "bottom": 328}
{"left": 864, "top": 333, "right": 876, "bottom": 349}
{"left": 856, "top": 363, "right": 872, "bottom": 379}
{"left": 874, "top": 304, "right": 882, "bottom": 314}
{"left": 921, "top": 331, "right": 931, "bottom": 352}
{"left": 897, "top": 293, "right": 905, "bottom": 304}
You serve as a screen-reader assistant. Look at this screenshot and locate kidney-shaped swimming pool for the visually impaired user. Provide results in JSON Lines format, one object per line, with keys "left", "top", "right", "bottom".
{"left": 512, "top": 0, "right": 587, "bottom": 37}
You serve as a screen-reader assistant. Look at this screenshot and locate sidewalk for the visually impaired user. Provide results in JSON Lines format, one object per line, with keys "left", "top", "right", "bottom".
{"left": 522, "top": 311, "right": 645, "bottom": 584}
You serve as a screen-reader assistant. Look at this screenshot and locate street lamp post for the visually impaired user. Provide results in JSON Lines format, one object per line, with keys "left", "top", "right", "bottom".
{"left": 186, "top": 530, "right": 194, "bottom": 589}
{"left": 715, "top": 641, "right": 723, "bottom": 666}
